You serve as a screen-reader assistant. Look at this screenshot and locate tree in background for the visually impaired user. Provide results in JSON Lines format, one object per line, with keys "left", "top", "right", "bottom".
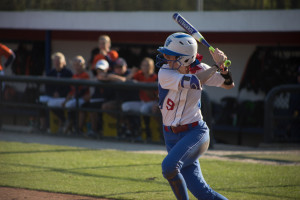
{"left": 0, "top": 0, "right": 299, "bottom": 11}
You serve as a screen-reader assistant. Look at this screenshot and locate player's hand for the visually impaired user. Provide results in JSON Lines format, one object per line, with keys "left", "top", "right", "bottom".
{"left": 209, "top": 48, "right": 227, "bottom": 67}
{"left": 97, "top": 72, "right": 108, "bottom": 81}
{"left": 220, "top": 66, "right": 229, "bottom": 74}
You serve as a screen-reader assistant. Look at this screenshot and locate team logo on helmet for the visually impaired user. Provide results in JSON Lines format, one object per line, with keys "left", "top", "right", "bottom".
{"left": 165, "top": 38, "right": 172, "bottom": 47}
{"left": 174, "top": 34, "right": 191, "bottom": 39}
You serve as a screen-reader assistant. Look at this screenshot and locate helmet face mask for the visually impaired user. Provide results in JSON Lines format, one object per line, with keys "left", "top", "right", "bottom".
{"left": 156, "top": 53, "right": 181, "bottom": 69}
{"left": 157, "top": 32, "right": 198, "bottom": 69}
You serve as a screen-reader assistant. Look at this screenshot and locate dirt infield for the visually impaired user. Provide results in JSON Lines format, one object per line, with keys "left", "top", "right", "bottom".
{"left": 0, "top": 187, "right": 112, "bottom": 200}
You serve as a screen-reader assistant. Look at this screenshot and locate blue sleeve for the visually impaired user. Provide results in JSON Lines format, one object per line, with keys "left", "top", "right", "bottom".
{"left": 180, "top": 74, "right": 201, "bottom": 90}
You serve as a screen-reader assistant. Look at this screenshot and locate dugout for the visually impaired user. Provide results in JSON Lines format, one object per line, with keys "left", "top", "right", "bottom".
{"left": 1, "top": 10, "right": 300, "bottom": 146}
{"left": 1, "top": 10, "right": 299, "bottom": 102}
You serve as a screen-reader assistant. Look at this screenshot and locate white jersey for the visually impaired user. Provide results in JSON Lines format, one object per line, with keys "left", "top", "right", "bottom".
{"left": 158, "top": 62, "right": 225, "bottom": 126}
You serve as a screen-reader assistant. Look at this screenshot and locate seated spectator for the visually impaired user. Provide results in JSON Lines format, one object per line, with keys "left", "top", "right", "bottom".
{"left": 39, "top": 52, "right": 73, "bottom": 132}
{"left": 121, "top": 57, "right": 158, "bottom": 142}
{"left": 39, "top": 52, "right": 73, "bottom": 104}
{"left": 122, "top": 57, "right": 157, "bottom": 114}
{"left": 48, "top": 55, "right": 89, "bottom": 134}
{"left": 78, "top": 59, "right": 115, "bottom": 138}
{"left": 98, "top": 57, "right": 140, "bottom": 139}
{"left": 1, "top": 43, "right": 16, "bottom": 108}
{"left": 91, "top": 35, "right": 119, "bottom": 73}
{"left": 0, "top": 43, "right": 15, "bottom": 129}
{"left": 80, "top": 34, "right": 118, "bottom": 138}
{"left": 0, "top": 43, "right": 15, "bottom": 77}
{"left": 98, "top": 57, "right": 137, "bottom": 82}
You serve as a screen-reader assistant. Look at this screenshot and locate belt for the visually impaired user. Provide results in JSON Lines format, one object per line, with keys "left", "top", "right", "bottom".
{"left": 164, "top": 121, "right": 199, "bottom": 134}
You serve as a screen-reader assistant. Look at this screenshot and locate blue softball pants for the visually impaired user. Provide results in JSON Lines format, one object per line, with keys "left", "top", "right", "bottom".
{"left": 162, "top": 120, "right": 227, "bottom": 200}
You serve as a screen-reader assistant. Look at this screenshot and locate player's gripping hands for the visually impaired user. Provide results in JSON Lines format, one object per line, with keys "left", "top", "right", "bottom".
{"left": 209, "top": 48, "right": 227, "bottom": 69}
{"left": 209, "top": 48, "right": 234, "bottom": 88}
{"left": 195, "top": 48, "right": 232, "bottom": 86}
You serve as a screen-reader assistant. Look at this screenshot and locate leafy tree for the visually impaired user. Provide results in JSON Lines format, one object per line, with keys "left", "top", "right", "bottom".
{"left": 0, "top": 0, "right": 299, "bottom": 11}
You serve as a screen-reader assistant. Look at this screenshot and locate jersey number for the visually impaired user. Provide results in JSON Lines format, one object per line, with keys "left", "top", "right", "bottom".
{"left": 166, "top": 98, "right": 175, "bottom": 110}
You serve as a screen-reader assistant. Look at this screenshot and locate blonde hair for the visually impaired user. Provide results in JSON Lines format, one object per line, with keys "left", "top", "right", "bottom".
{"left": 142, "top": 57, "right": 155, "bottom": 73}
{"left": 143, "top": 57, "right": 154, "bottom": 66}
{"left": 73, "top": 55, "right": 86, "bottom": 69}
{"left": 98, "top": 35, "right": 111, "bottom": 44}
{"left": 51, "top": 52, "right": 66, "bottom": 65}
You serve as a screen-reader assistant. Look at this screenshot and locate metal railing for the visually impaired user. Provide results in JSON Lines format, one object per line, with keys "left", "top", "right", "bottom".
{"left": 0, "top": 75, "right": 159, "bottom": 136}
{"left": 0, "top": 75, "right": 158, "bottom": 113}
{"left": 2, "top": 76, "right": 299, "bottom": 144}
{"left": 0, "top": 75, "right": 213, "bottom": 143}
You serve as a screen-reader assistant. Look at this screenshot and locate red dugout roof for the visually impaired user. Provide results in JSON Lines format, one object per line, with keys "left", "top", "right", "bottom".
{"left": 1, "top": 29, "right": 299, "bottom": 45}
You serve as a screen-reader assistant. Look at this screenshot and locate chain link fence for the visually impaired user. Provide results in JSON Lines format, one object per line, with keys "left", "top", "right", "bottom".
{"left": 264, "top": 84, "right": 300, "bottom": 143}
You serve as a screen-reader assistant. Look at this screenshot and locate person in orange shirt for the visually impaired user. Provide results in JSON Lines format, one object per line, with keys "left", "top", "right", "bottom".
{"left": 48, "top": 55, "right": 90, "bottom": 134}
{"left": 91, "top": 35, "right": 118, "bottom": 73}
{"left": 122, "top": 57, "right": 158, "bottom": 114}
{"left": 0, "top": 43, "right": 15, "bottom": 72}
{"left": 0, "top": 43, "right": 15, "bottom": 75}
{"left": 78, "top": 59, "right": 114, "bottom": 139}
{"left": 121, "top": 57, "right": 158, "bottom": 141}
{"left": 0, "top": 43, "right": 16, "bottom": 103}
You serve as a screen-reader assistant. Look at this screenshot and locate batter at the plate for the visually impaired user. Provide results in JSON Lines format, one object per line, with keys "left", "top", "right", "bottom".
{"left": 156, "top": 32, "right": 234, "bottom": 200}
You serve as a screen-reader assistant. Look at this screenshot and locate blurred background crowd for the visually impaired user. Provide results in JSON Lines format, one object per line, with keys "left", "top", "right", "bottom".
{"left": 0, "top": 0, "right": 299, "bottom": 146}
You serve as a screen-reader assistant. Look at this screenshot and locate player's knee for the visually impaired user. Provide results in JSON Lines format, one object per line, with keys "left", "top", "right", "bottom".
{"left": 47, "top": 101, "right": 55, "bottom": 107}
{"left": 65, "top": 103, "right": 71, "bottom": 108}
{"left": 195, "top": 187, "right": 225, "bottom": 200}
{"left": 161, "top": 164, "right": 177, "bottom": 180}
{"left": 161, "top": 159, "right": 182, "bottom": 180}
{"left": 121, "top": 103, "right": 130, "bottom": 112}
{"left": 140, "top": 106, "right": 150, "bottom": 115}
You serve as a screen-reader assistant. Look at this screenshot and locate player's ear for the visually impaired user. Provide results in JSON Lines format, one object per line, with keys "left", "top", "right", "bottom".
{"left": 163, "top": 54, "right": 173, "bottom": 60}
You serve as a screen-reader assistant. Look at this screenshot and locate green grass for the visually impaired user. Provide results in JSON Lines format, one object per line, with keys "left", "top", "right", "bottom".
{"left": 0, "top": 141, "right": 300, "bottom": 200}
{"left": 223, "top": 153, "right": 300, "bottom": 164}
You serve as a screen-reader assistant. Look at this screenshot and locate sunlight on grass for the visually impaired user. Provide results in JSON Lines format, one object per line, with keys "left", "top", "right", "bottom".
{"left": 0, "top": 141, "right": 299, "bottom": 200}
{"left": 224, "top": 153, "right": 300, "bottom": 163}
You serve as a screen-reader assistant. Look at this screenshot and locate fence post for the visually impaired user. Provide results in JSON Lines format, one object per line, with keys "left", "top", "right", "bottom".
{"left": 264, "top": 93, "right": 273, "bottom": 143}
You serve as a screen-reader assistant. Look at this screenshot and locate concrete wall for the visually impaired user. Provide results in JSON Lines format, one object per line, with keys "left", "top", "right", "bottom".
{"left": 1, "top": 10, "right": 300, "bottom": 32}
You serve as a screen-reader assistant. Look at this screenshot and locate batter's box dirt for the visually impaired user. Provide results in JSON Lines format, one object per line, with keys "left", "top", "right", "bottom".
{"left": 0, "top": 187, "right": 113, "bottom": 200}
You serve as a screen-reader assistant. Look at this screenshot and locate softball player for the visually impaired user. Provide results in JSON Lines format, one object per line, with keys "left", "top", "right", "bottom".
{"left": 157, "top": 32, "right": 234, "bottom": 200}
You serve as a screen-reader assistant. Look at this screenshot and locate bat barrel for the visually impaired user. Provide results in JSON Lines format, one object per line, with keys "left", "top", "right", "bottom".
{"left": 173, "top": 13, "right": 232, "bottom": 68}
{"left": 172, "top": 13, "right": 179, "bottom": 20}
{"left": 173, "top": 13, "right": 198, "bottom": 35}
